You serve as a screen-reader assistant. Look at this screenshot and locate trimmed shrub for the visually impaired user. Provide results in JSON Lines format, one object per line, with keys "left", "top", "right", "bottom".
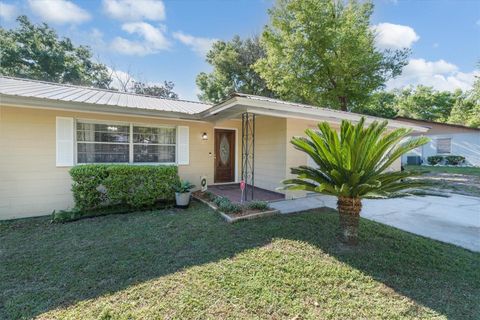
{"left": 445, "top": 155, "right": 465, "bottom": 166}
{"left": 70, "top": 164, "right": 109, "bottom": 210}
{"left": 247, "top": 201, "right": 270, "bottom": 210}
{"left": 103, "top": 165, "right": 179, "bottom": 209}
{"left": 69, "top": 164, "right": 179, "bottom": 212}
{"left": 427, "top": 156, "right": 443, "bottom": 165}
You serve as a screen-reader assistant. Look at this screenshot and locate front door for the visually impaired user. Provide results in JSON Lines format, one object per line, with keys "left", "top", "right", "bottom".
{"left": 214, "top": 129, "right": 235, "bottom": 183}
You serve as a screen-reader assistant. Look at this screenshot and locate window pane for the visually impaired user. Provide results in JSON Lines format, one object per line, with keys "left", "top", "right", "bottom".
{"left": 77, "top": 143, "right": 129, "bottom": 163}
{"left": 134, "top": 145, "right": 175, "bottom": 163}
{"left": 77, "top": 122, "right": 129, "bottom": 143}
{"left": 133, "top": 126, "right": 176, "bottom": 144}
{"left": 437, "top": 138, "right": 451, "bottom": 154}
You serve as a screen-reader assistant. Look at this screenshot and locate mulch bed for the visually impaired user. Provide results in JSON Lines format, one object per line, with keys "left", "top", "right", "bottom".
{"left": 192, "top": 191, "right": 279, "bottom": 223}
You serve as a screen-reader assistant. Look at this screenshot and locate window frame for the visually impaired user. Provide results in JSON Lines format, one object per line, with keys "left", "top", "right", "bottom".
{"left": 74, "top": 118, "right": 178, "bottom": 165}
{"left": 436, "top": 137, "right": 452, "bottom": 154}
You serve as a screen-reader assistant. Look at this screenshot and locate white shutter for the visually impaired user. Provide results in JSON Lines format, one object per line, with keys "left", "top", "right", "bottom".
{"left": 177, "top": 126, "right": 189, "bottom": 165}
{"left": 56, "top": 117, "right": 74, "bottom": 167}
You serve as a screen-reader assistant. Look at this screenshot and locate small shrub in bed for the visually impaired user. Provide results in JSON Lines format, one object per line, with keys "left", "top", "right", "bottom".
{"left": 218, "top": 200, "right": 242, "bottom": 214}
{"left": 247, "top": 201, "right": 270, "bottom": 210}
{"left": 212, "top": 196, "right": 226, "bottom": 207}
{"left": 445, "top": 155, "right": 465, "bottom": 166}
{"left": 203, "top": 191, "right": 217, "bottom": 201}
{"left": 427, "top": 156, "right": 443, "bottom": 165}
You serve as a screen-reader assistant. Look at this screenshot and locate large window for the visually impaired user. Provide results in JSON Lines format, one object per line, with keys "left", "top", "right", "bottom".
{"left": 133, "top": 126, "right": 176, "bottom": 163}
{"left": 77, "top": 122, "right": 130, "bottom": 163}
{"left": 436, "top": 138, "right": 451, "bottom": 154}
{"left": 76, "top": 120, "right": 176, "bottom": 164}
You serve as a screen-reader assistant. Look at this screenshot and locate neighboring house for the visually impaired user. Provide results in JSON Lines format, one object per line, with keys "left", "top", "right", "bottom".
{"left": 396, "top": 117, "right": 480, "bottom": 166}
{"left": 0, "top": 77, "right": 425, "bottom": 220}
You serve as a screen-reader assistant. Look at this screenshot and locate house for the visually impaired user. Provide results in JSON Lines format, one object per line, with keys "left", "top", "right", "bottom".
{"left": 0, "top": 77, "right": 426, "bottom": 220}
{"left": 396, "top": 117, "right": 480, "bottom": 166}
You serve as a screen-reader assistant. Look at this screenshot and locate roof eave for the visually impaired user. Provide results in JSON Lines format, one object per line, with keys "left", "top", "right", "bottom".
{"left": 201, "top": 96, "right": 429, "bottom": 132}
{"left": 0, "top": 94, "right": 202, "bottom": 121}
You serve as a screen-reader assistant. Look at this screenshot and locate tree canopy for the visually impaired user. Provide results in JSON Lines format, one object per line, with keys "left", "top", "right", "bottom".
{"left": 255, "top": 0, "right": 409, "bottom": 111}
{"left": 396, "top": 86, "right": 459, "bottom": 122}
{"left": 448, "top": 78, "right": 480, "bottom": 128}
{"left": 356, "top": 85, "right": 479, "bottom": 128}
{"left": 196, "top": 35, "right": 276, "bottom": 103}
{"left": 132, "top": 81, "right": 179, "bottom": 99}
{"left": 0, "top": 16, "right": 111, "bottom": 88}
{"left": 351, "top": 91, "right": 398, "bottom": 119}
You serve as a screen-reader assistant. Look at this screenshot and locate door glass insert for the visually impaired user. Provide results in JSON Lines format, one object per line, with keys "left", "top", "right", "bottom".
{"left": 220, "top": 134, "right": 230, "bottom": 165}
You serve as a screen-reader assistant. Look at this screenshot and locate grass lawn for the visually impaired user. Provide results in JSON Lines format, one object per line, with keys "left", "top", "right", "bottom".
{"left": 404, "top": 165, "right": 480, "bottom": 177}
{"left": 1, "top": 202, "right": 479, "bottom": 320}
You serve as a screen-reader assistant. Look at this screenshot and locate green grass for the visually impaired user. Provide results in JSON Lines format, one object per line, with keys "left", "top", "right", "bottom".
{"left": 404, "top": 165, "right": 480, "bottom": 176}
{"left": 1, "top": 202, "right": 479, "bottom": 320}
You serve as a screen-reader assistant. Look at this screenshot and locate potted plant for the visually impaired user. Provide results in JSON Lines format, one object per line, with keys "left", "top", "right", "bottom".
{"left": 174, "top": 180, "right": 195, "bottom": 208}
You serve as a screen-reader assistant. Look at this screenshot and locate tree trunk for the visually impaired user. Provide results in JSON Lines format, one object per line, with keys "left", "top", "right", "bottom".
{"left": 338, "top": 96, "right": 348, "bottom": 111}
{"left": 337, "top": 196, "right": 362, "bottom": 245}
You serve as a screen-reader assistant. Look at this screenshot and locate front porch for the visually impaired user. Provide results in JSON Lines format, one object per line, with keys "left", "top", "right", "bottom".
{"left": 208, "top": 183, "right": 285, "bottom": 203}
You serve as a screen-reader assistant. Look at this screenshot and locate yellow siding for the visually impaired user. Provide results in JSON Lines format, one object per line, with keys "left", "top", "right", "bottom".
{"left": 253, "top": 116, "right": 287, "bottom": 192}
{"left": 0, "top": 106, "right": 241, "bottom": 219}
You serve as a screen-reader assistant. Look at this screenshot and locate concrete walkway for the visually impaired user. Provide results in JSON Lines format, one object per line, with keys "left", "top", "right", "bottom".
{"left": 270, "top": 194, "right": 480, "bottom": 252}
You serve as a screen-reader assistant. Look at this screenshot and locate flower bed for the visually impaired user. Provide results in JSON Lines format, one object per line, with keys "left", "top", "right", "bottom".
{"left": 192, "top": 191, "right": 279, "bottom": 223}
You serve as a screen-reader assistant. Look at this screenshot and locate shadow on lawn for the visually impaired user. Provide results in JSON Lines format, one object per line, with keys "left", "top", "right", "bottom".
{"left": 1, "top": 200, "right": 479, "bottom": 319}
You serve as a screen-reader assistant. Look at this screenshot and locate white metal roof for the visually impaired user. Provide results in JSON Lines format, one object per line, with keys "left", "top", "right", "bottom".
{"left": 0, "top": 76, "right": 211, "bottom": 114}
{"left": 0, "top": 76, "right": 427, "bottom": 132}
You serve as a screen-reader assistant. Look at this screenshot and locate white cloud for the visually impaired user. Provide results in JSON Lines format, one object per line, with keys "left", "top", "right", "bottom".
{"left": 122, "top": 22, "right": 169, "bottom": 47}
{"left": 103, "top": 0, "right": 165, "bottom": 21}
{"left": 0, "top": 2, "right": 17, "bottom": 21}
{"left": 372, "top": 23, "right": 420, "bottom": 49}
{"left": 111, "top": 37, "right": 154, "bottom": 56}
{"left": 27, "top": 0, "right": 90, "bottom": 24}
{"left": 387, "top": 58, "right": 478, "bottom": 92}
{"left": 173, "top": 31, "right": 217, "bottom": 56}
{"left": 111, "top": 22, "right": 170, "bottom": 56}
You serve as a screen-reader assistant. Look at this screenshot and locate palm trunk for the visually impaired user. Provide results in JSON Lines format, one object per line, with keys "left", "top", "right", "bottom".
{"left": 337, "top": 196, "right": 362, "bottom": 245}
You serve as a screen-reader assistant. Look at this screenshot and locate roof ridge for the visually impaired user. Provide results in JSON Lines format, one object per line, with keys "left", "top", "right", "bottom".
{"left": 394, "top": 116, "right": 480, "bottom": 131}
{"left": 0, "top": 75, "right": 212, "bottom": 106}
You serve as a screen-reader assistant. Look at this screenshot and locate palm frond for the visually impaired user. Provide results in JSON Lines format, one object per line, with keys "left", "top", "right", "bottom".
{"left": 284, "top": 117, "right": 432, "bottom": 199}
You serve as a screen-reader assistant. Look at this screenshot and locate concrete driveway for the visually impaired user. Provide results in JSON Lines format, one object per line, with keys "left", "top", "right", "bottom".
{"left": 271, "top": 193, "right": 480, "bottom": 252}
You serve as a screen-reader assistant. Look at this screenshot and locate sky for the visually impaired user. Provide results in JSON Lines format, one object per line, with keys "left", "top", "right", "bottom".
{"left": 0, "top": 0, "right": 479, "bottom": 101}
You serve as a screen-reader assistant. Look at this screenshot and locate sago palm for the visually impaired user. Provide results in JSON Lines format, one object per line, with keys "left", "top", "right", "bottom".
{"left": 283, "top": 117, "right": 430, "bottom": 245}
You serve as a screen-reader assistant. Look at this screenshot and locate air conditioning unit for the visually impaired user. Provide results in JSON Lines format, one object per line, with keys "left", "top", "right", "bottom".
{"left": 200, "top": 176, "right": 208, "bottom": 192}
{"left": 407, "top": 156, "right": 422, "bottom": 165}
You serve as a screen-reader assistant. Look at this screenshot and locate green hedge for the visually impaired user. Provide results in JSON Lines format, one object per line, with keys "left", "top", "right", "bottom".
{"left": 104, "top": 165, "right": 179, "bottom": 209}
{"left": 69, "top": 164, "right": 180, "bottom": 212}
{"left": 445, "top": 155, "right": 465, "bottom": 165}
{"left": 427, "top": 156, "right": 443, "bottom": 165}
{"left": 70, "top": 164, "right": 109, "bottom": 211}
